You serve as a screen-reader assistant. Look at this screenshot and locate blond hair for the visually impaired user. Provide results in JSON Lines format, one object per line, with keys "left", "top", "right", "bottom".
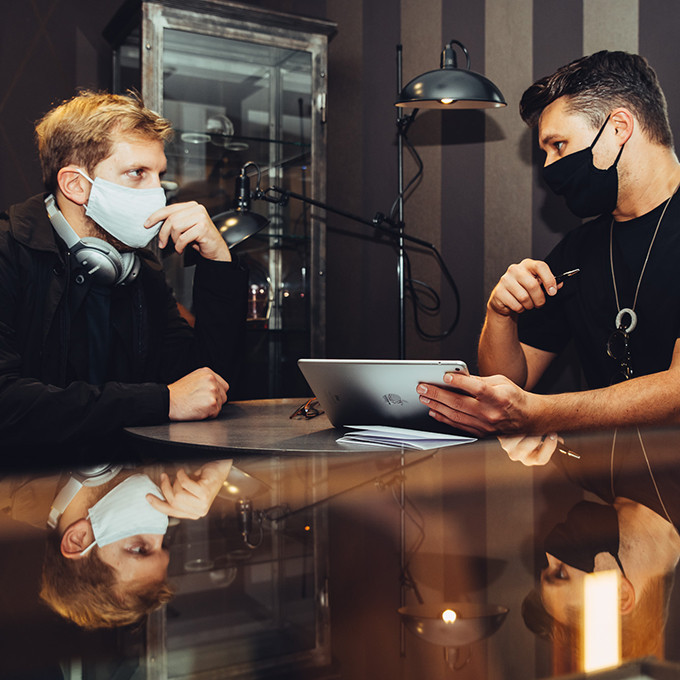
{"left": 40, "top": 530, "right": 174, "bottom": 629}
{"left": 35, "top": 90, "right": 173, "bottom": 193}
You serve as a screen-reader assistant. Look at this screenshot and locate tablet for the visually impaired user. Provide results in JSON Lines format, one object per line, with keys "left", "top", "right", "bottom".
{"left": 297, "top": 358, "right": 469, "bottom": 430}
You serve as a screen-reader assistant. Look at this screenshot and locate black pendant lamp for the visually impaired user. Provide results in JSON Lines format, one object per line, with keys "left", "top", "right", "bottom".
{"left": 395, "top": 40, "right": 506, "bottom": 110}
{"left": 212, "top": 163, "right": 270, "bottom": 247}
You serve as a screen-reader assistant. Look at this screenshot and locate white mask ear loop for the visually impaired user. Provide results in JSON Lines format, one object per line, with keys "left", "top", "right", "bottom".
{"left": 76, "top": 169, "right": 94, "bottom": 184}
{"left": 79, "top": 538, "right": 97, "bottom": 557}
{"left": 76, "top": 169, "right": 94, "bottom": 206}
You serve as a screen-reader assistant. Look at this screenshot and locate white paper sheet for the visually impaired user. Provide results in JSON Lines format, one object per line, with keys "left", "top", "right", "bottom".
{"left": 336, "top": 425, "right": 476, "bottom": 450}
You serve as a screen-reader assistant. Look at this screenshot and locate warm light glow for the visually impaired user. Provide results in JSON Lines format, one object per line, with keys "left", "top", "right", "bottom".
{"left": 304, "top": 525, "right": 311, "bottom": 532}
{"left": 225, "top": 484, "right": 240, "bottom": 495}
{"left": 583, "top": 570, "right": 621, "bottom": 672}
{"left": 439, "top": 98, "right": 455, "bottom": 105}
{"left": 441, "top": 609, "right": 457, "bottom": 624}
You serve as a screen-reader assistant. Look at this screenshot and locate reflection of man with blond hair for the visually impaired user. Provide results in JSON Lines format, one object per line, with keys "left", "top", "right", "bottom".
{"left": 0, "top": 90, "right": 247, "bottom": 464}
{"left": 40, "top": 460, "right": 232, "bottom": 629}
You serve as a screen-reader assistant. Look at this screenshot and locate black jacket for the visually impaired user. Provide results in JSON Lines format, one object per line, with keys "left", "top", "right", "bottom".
{"left": 0, "top": 194, "right": 248, "bottom": 466}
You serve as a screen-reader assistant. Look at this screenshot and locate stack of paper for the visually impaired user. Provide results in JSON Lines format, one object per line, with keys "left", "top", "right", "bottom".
{"left": 336, "top": 425, "right": 476, "bottom": 450}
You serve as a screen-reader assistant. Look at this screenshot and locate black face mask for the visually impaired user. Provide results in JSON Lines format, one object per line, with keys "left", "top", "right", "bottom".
{"left": 542, "top": 115, "right": 625, "bottom": 218}
{"left": 543, "top": 501, "right": 626, "bottom": 576}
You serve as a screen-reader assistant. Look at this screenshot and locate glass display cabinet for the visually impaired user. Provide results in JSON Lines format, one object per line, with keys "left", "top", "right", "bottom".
{"left": 105, "top": 0, "right": 336, "bottom": 398}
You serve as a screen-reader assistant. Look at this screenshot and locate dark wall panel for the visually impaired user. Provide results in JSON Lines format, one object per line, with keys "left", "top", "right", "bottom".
{"left": 0, "top": 0, "right": 121, "bottom": 210}
{"left": 439, "top": 0, "right": 487, "bottom": 368}
{"left": 639, "top": 0, "right": 680, "bottom": 149}
{"left": 530, "top": 0, "right": 583, "bottom": 261}
{"left": 326, "top": 0, "right": 402, "bottom": 359}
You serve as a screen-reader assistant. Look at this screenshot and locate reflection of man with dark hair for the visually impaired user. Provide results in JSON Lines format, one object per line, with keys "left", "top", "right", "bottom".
{"left": 0, "top": 460, "right": 233, "bottom": 629}
{"left": 501, "top": 428, "right": 680, "bottom": 671}
{"left": 523, "top": 498, "right": 679, "bottom": 671}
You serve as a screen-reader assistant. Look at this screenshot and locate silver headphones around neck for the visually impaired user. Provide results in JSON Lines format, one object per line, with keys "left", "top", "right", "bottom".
{"left": 47, "top": 463, "right": 124, "bottom": 529}
{"left": 45, "top": 194, "right": 140, "bottom": 286}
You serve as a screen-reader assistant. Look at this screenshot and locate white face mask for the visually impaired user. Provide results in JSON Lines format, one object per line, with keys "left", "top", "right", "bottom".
{"left": 80, "top": 474, "right": 168, "bottom": 556}
{"left": 78, "top": 170, "right": 166, "bottom": 248}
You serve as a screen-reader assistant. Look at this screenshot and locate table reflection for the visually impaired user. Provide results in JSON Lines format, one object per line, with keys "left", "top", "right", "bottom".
{"left": 511, "top": 428, "right": 680, "bottom": 676}
{"left": 3, "top": 419, "right": 680, "bottom": 679}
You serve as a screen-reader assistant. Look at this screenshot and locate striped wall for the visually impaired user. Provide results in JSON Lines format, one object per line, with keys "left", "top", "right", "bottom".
{"left": 1, "top": 0, "right": 679, "bottom": 370}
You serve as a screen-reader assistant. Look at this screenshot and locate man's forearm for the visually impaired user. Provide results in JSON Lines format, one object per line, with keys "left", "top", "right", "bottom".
{"left": 478, "top": 308, "right": 528, "bottom": 386}
{"left": 421, "top": 355, "right": 680, "bottom": 438}
{"left": 525, "top": 369, "right": 680, "bottom": 433}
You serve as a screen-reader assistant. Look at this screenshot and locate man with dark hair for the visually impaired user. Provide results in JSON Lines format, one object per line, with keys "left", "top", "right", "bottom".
{"left": 0, "top": 91, "right": 248, "bottom": 464}
{"left": 417, "top": 51, "right": 680, "bottom": 436}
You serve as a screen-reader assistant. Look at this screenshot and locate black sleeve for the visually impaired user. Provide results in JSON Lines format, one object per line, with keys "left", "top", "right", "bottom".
{"left": 0, "top": 235, "right": 171, "bottom": 446}
{"left": 151, "top": 255, "right": 249, "bottom": 386}
{"left": 191, "top": 256, "right": 249, "bottom": 383}
{"left": 0, "top": 233, "right": 246, "bottom": 447}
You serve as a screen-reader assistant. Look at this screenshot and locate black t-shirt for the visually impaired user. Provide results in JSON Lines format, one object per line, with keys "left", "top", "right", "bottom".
{"left": 518, "top": 194, "right": 680, "bottom": 388}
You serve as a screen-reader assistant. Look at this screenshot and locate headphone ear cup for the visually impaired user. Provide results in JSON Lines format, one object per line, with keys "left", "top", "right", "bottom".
{"left": 45, "top": 194, "right": 140, "bottom": 286}
{"left": 118, "top": 252, "right": 141, "bottom": 285}
{"left": 74, "top": 237, "right": 125, "bottom": 286}
{"left": 76, "top": 464, "right": 124, "bottom": 486}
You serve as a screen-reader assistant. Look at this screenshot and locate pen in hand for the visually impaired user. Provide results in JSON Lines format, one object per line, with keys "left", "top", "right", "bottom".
{"left": 540, "top": 433, "right": 581, "bottom": 459}
{"left": 555, "top": 268, "right": 580, "bottom": 284}
{"left": 558, "top": 446, "right": 581, "bottom": 459}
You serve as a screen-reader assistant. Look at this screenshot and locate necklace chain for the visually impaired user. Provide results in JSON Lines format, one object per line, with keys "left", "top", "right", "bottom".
{"left": 609, "top": 192, "right": 674, "bottom": 325}
{"left": 610, "top": 428, "right": 673, "bottom": 526}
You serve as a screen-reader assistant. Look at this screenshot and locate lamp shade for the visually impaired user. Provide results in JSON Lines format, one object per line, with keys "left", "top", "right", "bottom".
{"left": 212, "top": 165, "right": 270, "bottom": 247}
{"left": 395, "top": 40, "right": 506, "bottom": 110}
{"left": 213, "top": 210, "right": 269, "bottom": 247}
{"left": 399, "top": 602, "right": 508, "bottom": 647}
{"left": 218, "top": 466, "right": 270, "bottom": 501}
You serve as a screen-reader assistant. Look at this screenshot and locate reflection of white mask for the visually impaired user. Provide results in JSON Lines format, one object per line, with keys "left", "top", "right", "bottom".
{"left": 78, "top": 170, "right": 166, "bottom": 248}
{"left": 80, "top": 474, "right": 168, "bottom": 556}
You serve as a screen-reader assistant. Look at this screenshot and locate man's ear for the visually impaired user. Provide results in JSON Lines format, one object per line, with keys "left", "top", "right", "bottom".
{"left": 56, "top": 166, "right": 91, "bottom": 206}
{"left": 60, "top": 518, "right": 94, "bottom": 560}
{"left": 619, "top": 575, "right": 636, "bottom": 615}
{"left": 610, "top": 108, "right": 635, "bottom": 146}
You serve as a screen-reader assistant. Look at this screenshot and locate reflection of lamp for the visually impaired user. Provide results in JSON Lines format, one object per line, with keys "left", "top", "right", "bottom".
{"left": 393, "top": 451, "right": 508, "bottom": 671}
{"left": 218, "top": 466, "right": 271, "bottom": 549}
{"left": 399, "top": 602, "right": 509, "bottom": 671}
{"left": 218, "top": 466, "right": 270, "bottom": 501}
{"left": 395, "top": 40, "right": 506, "bottom": 109}
{"left": 211, "top": 162, "right": 270, "bottom": 246}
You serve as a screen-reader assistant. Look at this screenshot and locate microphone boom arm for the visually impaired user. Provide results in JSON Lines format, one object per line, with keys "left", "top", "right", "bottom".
{"left": 253, "top": 185, "right": 461, "bottom": 336}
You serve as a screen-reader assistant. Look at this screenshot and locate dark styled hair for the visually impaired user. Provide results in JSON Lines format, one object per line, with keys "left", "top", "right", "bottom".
{"left": 519, "top": 51, "right": 673, "bottom": 148}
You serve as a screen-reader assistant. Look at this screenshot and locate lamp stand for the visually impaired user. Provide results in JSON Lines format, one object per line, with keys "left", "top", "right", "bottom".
{"left": 396, "top": 44, "right": 407, "bottom": 359}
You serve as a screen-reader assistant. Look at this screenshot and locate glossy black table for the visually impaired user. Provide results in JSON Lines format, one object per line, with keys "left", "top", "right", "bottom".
{"left": 9, "top": 402, "right": 680, "bottom": 680}
{"left": 124, "top": 397, "right": 432, "bottom": 455}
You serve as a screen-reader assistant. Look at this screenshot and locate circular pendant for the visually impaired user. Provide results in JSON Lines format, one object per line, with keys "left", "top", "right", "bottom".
{"left": 616, "top": 307, "right": 637, "bottom": 333}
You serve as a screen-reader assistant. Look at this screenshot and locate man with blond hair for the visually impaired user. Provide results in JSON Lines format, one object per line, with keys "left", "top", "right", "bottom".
{"left": 0, "top": 91, "right": 247, "bottom": 463}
